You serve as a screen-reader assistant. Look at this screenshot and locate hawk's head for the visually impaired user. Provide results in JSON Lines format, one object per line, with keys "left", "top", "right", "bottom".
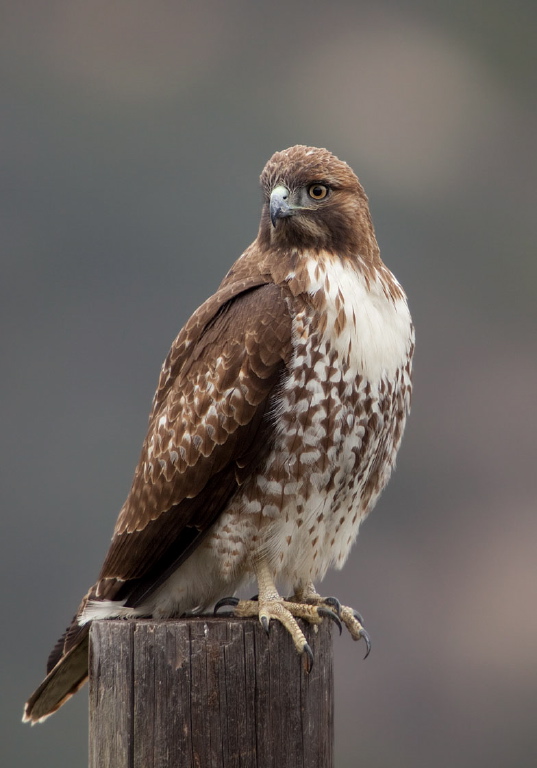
{"left": 258, "top": 145, "right": 377, "bottom": 260}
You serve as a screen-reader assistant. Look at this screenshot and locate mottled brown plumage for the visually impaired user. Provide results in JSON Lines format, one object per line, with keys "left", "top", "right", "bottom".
{"left": 24, "top": 145, "right": 414, "bottom": 723}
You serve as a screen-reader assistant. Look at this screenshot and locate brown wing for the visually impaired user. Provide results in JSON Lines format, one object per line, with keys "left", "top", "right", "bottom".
{"left": 91, "top": 280, "right": 293, "bottom": 607}
{"left": 27, "top": 279, "right": 294, "bottom": 719}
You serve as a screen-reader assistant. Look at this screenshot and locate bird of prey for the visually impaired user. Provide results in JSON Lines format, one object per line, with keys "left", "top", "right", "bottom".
{"left": 24, "top": 145, "right": 414, "bottom": 724}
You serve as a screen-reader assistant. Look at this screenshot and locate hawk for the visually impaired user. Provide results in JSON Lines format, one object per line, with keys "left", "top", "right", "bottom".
{"left": 24, "top": 145, "right": 414, "bottom": 723}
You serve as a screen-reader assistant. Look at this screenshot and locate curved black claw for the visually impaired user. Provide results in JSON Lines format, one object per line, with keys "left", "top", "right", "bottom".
{"left": 359, "top": 627, "right": 372, "bottom": 659}
{"left": 214, "top": 596, "right": 240, "bottom": 614}
{"left": 249, "top": 594, "right": 259, "bottom": 601}
{"left": 260, "top": 615, "right": 270, "bottom": 635}
{"left": 317, "top": 607, "right": 342, "bottom": 636}
{"left": 302, "top": 642, "right": 314, "bottom": 673}
{"left": 353, "top": 609, "right": 365, "bottom": 626}
{"left": 323, "top": 596, "right": 342, "bottom": 616}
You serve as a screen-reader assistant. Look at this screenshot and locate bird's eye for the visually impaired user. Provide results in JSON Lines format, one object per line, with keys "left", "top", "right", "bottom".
{"left": 308, "top": 184, "right": 329, "bottom": 200}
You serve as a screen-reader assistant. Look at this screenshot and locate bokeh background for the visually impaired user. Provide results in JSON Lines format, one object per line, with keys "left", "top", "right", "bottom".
{"left": 2, "top": 2, "right": 536, "bottom": 766}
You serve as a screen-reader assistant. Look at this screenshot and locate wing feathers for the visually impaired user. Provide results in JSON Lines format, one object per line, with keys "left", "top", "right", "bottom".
{"left": 93, "top": 281, "right": 293, "bottom": 603}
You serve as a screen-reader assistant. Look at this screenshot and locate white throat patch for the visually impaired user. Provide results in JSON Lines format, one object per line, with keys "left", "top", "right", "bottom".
{"left": 302, "top": 255, "right": 412, "bottom": 382}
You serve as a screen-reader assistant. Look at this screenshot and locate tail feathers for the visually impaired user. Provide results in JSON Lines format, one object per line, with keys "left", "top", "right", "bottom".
{"left": 46, "top": 615, "right": 79, "bottom": 674}
{"left": 23, "top": 627, "right": 90, "bottom": 724}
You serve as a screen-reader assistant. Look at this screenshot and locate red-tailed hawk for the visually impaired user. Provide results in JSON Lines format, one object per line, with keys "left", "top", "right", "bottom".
{"left": 24, "top": 145, "right": 414, "bottom": 723}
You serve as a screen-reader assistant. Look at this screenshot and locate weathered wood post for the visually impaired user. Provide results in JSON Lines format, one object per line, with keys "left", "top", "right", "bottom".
{"left": 89, "top": 617, "right": 333, "bottom": 768}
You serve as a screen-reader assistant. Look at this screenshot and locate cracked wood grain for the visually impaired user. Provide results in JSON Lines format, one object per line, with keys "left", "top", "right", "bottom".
{"left": 89, "top": 618, "right": 333, "bottom": 768}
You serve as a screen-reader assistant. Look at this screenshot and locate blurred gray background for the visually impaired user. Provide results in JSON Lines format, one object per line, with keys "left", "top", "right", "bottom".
{"left": 2, "top": 1, "right": 536, "bottom": 766}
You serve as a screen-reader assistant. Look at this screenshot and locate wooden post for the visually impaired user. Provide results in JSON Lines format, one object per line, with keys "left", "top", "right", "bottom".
{"left": 89, "top": 617, "right": 333, "bottom": 768}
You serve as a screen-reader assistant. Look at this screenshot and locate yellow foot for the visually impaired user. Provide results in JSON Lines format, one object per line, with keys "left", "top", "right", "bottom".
{"left": 214, "top": 596, "right": 342, "bottom": 671}
{"left": 288, "top": 592, "right": 372, "bottom": 658}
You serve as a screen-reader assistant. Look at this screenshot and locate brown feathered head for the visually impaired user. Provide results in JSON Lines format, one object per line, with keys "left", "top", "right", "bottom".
{"left": 258, "top": 145, "right": 378, "bottom": 260}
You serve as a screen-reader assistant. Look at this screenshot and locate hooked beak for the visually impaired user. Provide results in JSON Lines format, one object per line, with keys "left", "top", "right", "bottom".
{"left": 270, "top": 185, "right": 292, "bottom": 227}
